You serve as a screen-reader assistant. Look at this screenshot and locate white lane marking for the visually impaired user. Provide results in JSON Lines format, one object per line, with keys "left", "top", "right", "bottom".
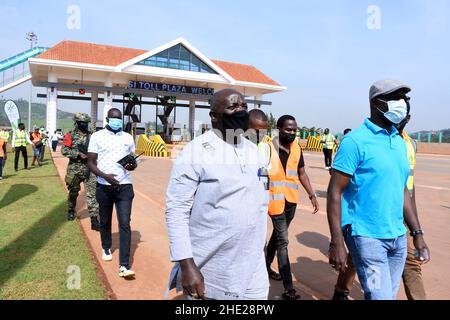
{"left": 134, "top": 189, "right": 166, "bottom": 210}
{"left": 416, "top": 153, "right": 450, "bottom": 159}
{"left": 415, "top": 184, "right": 450, "bottom": 191}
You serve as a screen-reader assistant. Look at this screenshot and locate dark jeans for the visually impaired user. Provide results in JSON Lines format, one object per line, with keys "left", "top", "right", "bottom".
{"left": 39, "top": 145, "right": 45, "bottom": 161}
{"left": 0, "top": 157, "right": 3, "bottom": 177}
{"left": 323, "top": 148, "right": 333, "bottom": 167}
{"left": 14, "top": 146, "right": 28, "bottom": 170}
{"left": 52, "top": 140, "right": 58, "bottom": 152}
{"left": 266, "top": 203, "right": 297, "bottom": 290}
{"left": 96, "top": 183, "right": 134, "bottom": 268}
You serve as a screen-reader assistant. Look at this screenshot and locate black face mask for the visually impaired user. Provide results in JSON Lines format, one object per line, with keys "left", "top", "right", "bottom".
{"left": 77, "top": 121, "right": 89, "bottom": 132}
{"left": 280, "top": 133, "right": 296, "bottom": 144}
{"left": 222, "top": 111, "right": 249, "bottom": 132}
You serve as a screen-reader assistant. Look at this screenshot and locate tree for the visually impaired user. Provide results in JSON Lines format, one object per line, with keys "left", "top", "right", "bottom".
{"left": 267, "top": 112, "right": 277, "bottom": 137}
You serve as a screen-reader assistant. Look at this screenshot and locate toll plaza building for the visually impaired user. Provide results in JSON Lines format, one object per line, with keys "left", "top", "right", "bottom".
{"left": 28, "top": 37, "right": 285, "bottom": 141}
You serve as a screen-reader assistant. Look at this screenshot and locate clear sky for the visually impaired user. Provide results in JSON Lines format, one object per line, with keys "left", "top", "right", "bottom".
{"left": 1, "top": 0, "right": 449, "bottom": 133}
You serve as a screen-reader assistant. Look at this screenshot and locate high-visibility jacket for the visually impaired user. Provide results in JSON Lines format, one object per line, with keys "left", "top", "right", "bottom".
{"left": 321, "top": 133, "right": 335, "bottom": 149}
{"left": 268, "top": 141, "right": 301, "bottom": 216}
{"left": 402, "top": 132, "right": 416, "bottom": 193}
{"left": 14, "top": 130, "right": 27, "bottom": 147}
{"left": 31, "top": 132, "right": 41, "bottom": 143}
{"left": 0, "top": 138, "right": 5, "bottom": 157}
{"left": 0, "top": 130, "right": 10, "bottom": 142}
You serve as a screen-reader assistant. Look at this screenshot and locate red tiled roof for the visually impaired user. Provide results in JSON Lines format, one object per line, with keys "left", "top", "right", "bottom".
{"left": 36, "top": 40, "right": 281, "bottom": 86}
{"left": 37, "top": 40, "right": 147, "bottom": 66}
{"left": 212, "top": 60, "right": 280, "bottom": 86}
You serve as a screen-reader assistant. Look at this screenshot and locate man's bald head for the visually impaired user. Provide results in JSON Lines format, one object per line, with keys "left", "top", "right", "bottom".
{"left": 209, "top": 89, "right": 247, "bottom": 131}
{"left": 210, "top": 89, "right": 245, "bottom": 113}
{"left": 107, "top": 108, "right": 122, "bottom": 119}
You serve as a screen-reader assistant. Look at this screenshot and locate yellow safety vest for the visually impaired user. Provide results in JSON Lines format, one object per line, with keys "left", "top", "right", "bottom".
{"left": 402, "top": 132, "right": 416, "bottom": 193}
{"left": 14, "top": 130, "right": 27, "bottom": 147}
{"left": 268, "top": 141, "right": 301, "bottom": 216}
{"left": 0, "top": 130, "right": 9, "bottom": 141}
{"left": 321, "top": 134, "right": 335, "bottom": 149}
{"left": 257, "top": 136, "right": 273, "bottom": 169}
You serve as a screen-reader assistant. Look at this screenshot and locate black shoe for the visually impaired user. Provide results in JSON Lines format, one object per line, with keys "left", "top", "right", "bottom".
{"left": 67, "top": 210, "right": 76, "bottom": 221}
{"left": 268, "top": 269, "right": 282, "bottom": 281}
{"left": 282, "top": 289, "right": 301, "bottom": 300}
{"left": 91, "top": 216, "right": 101, "bottom": 231}
{"left": 332, "top": 290, "right": 349, "bottom": 300}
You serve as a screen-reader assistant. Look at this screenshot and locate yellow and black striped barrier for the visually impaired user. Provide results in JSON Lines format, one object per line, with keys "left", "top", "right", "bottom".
{"left": 305, "top": 136, "right": 338, "bottom": 153}
{"left": 136, "top": 134, "right": 171, "bottom": 158}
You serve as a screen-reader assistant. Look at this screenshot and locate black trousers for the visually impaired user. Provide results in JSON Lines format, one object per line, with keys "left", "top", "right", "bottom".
{"left": 14, "top": 146, "right": 28, "bottom": 170}
{"left": 52, "top": 140, "right": 58, "bottom": 152}
{"left": 323, "top": 148, "right": 333, "bottom": 167}
{"left": 39, "top": 145, "right": 45, "bottom": 161}
{"left": 96, "top": 183, "right": 134, "bottom": 268}
{"left": 266, "top": 203, "right": 297, "bottom": 290}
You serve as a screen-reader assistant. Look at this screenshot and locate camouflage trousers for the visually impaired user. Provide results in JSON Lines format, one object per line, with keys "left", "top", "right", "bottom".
{"left": 65, "top": 162, "right": 99, "bottom": 219}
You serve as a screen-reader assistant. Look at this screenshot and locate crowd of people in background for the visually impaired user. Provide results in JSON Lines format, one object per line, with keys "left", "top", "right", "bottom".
{"left": 0, "top": 125, "right": 65, "bottom": 179}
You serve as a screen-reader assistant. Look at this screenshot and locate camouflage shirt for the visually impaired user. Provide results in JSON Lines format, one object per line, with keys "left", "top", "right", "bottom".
{"left": 61, "top": 128, "right": 91, "bottom": 160}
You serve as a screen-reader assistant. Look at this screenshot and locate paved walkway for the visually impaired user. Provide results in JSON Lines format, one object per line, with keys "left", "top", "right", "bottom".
{"left": 51, "top": 147, "right": 450, "bottom": 300}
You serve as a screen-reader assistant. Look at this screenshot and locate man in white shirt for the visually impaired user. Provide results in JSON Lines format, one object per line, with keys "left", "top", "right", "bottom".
{"left": 165, "top": 89, "right": 269, "bottom": 300}
{"left": 87, "top": 108, "right": 137, "bottom": 279}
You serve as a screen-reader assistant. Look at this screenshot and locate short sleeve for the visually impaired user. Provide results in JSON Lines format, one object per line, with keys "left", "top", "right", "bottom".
{"left": 88, "top": 133, "right": 99, "bottom": 153}
{"left": 332, "top": 136, "right": 360, "bottom": 176}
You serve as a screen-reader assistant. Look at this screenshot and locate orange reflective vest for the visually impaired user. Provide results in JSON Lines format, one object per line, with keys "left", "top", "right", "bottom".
{"left": 31, "top": 132, "right": 41, "bottom": 143}
{"left": 0, "top": 138, "right": 5, "bottom": 157}
{"left": 268, "top": 141, "right": 301, "bottom": 216}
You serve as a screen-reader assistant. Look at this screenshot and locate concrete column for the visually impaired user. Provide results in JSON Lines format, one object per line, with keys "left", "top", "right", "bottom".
{"left": 103, "top": 91, "right": 113, "bottom": 127}
{"left": 46, "top": 70, "right": 58, "bottom": 135}
{"left": 103, "top": 74, "right": 113, "bottom": 127}
{"left": 254, "top": 94, "right": 262, "bottom": 108}
{"left": 46, "top": 87, "right": 57, "bottom": 136}
{"left": 189, "top": 99, "right": 196, "bottom": 140}
{"left": 91, "top": 91, "right": 98, "bottom": 131}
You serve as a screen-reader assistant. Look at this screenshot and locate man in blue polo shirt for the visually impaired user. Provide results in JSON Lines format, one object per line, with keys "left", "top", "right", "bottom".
{"left": 327, "top": 80, "right": 430, "bottom": 300}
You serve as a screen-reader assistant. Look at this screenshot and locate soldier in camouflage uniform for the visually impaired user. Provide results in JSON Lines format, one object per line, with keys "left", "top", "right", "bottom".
{"left": 62, "top": 113, "right": 101, "bottom": 231}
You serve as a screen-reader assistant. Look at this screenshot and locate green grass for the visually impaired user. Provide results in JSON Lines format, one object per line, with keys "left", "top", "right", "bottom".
{"left": 0, "top": 146, "right": 107, "bottom": 299}
{"left": 26, "top": 119, "right": 74, "bottom": 132}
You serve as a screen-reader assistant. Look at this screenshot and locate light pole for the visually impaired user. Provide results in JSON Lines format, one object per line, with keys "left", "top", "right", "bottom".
{"left": 26, "top": 32, "right": 37, "bottom": 131}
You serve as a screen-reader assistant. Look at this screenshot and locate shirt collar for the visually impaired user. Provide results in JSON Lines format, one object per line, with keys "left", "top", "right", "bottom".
{"left": 364, "top": 118, "right": 399, "bottom": 136}
{"left": 105, "top": 125, "right": 123, "bottom": 135}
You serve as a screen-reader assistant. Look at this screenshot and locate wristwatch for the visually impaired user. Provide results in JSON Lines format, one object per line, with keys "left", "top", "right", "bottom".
{"left": 410, "top": 229, "right": 424, "bottom": 238}
{"left": 309, "top": 193, "right": 317, "bottom": 200}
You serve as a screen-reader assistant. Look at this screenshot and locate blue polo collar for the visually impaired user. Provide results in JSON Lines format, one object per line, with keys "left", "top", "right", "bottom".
{"left": 364, "top": 118, "right": 399, "bottom": 136}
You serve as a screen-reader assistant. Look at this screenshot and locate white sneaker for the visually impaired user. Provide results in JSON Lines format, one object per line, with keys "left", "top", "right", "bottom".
{"left": 119, "top": 266, "right": 135, "bottom": 278}
{"left": 102, "top": 249, "right": 112, "bottom": 261}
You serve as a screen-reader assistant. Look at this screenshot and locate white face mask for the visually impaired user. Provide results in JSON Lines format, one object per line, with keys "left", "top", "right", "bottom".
{"left": 377, "top": 99, "right": 408, "bottom": 124}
